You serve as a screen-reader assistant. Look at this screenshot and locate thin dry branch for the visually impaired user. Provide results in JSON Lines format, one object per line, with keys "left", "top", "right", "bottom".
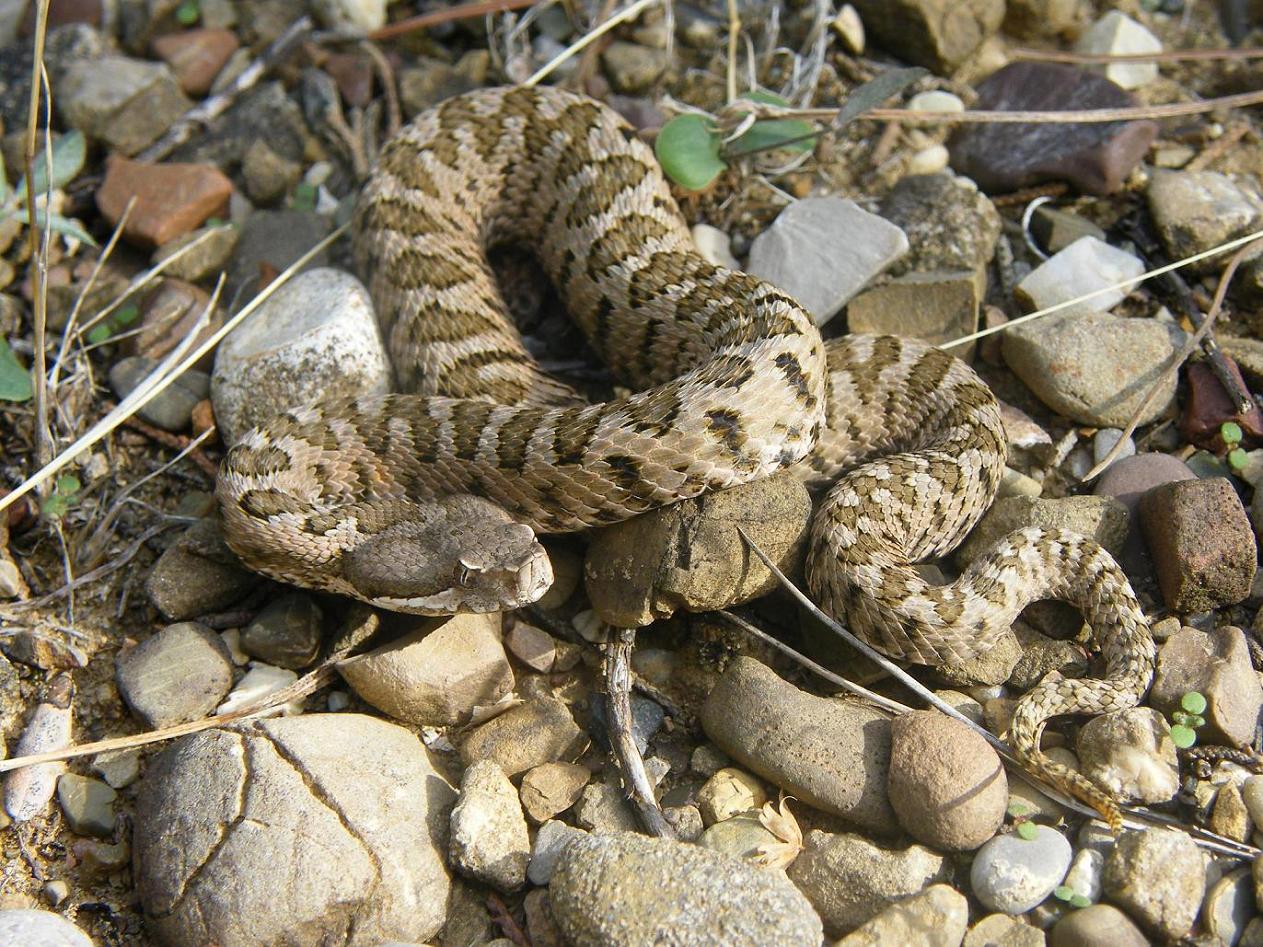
{"left": 363, "top": 0, "right": 539, "bottom": 41}
{"left": 1012, "top": 45, "right": 1263, "bottom": 65}
{"left": 523, "top": 0, "right": 660, "bottom": 87}
{"left": 23, "top": 0, "right": 52, "bottom": 471}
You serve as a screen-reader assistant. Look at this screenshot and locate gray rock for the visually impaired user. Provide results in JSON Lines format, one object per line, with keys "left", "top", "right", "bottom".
{"left": 309, "top": 0, "right": 386, "bottom": 31}
{"left": 527, "top": 819, "right": 588, "bottom": 885}
{"left": 92, "top": 747, "right": 141, "bottom": 789}
{"left": 153, "top": 224, "right": 241, "bottom": 283}
{"left": 1204, "top": 866, "right": 1254, "bottom": 947}
{"left": 1147, "top": 169, "right": 1263, "bottom": 270}
{"left": 1094, "top": 451, "right": 1196, "bottom": 580}
{"left": 212, "top": 267, "right": 390, "bottom": 445}
{"left": 964, "top": 913, "right": 1046, "bottom": 947}
{"left": 600, "top": 40, "right": 669, "bottom": 94}
{"left": 786, "top": 829, "right": 948, "bottom": 938}
{"left": 1001, "top": 312, "right": 1179, "bottom": 428}
{"left": 849, "top": 0, "right": 1002, "bottom": 72}
{"left": 449, "top": 760, "right": 530, "bottom": 892}
{"left": 1029, "top": 206, "right": 1108, "bottom": 255}
{"left": 881, "top": 173, "right": 1001, "bottom": 277}
{"left": 241, "top": 592, "right": 323, "bottom": 669}
{"left": 519, "top": 761, "right": 589, "bottom": 824}
{"left": 505, "top": 620, "right": 556, "bottom": 672}
{"left": 0, "top": 909, "right": 94, "bottom": 947}
{"left": 1149, "top": 625, "right": 1262, "bottom": 748}
{"left": 241, "top": 138, "right": 302, "bottom": 206}
{"left": 584, "top": 472, "right": 811, "bottom": 627}
{"left": 696, "top": 767, "right": 767, "bottom": 826}
{"left": 109, "top": 356, "right": 209, "bottom": 432}
{"left": 1074, "top": 11, "right": 1161, "bottom": 90}
{"left": 1102, "top": 827, "right": 1205, "bottom": 940}
{"left": 56, "top": 773, "right": 117, "bottom": 837}
{"left": 746, "top": 196, "right": 908, "bottom": 326}
{"left": 115, "top": 621, "right": 235, "bottom": 728}
{"left": 1062, "top": 846, "right": 1104, "bottom": 905}
{"left": 932, "top": 628, "right": 1023, "bottom": 687}
{"left": 171, "top": 81, "right": 313, "bottom": 168}
{"left": 338, "top": 613, "right": 514, "bottom": 727}
{"left": 887, "top": 710, "right": 1006, "bottom": 851}
{"left": 460, "top": 697, "right": 588, "bottom": 777}
{"left": 550, "top": 832, "right": 822, "bottom": 946}
{"left": 700, "top": 657, "right": 898, "bottom": 833}
{"left": 588, "top": 693, "right": 665, "bottom": 754}
{"left": 1017, "top": 235, "right": 1145, "bottom": 317}
{"left": 398, "top": 52, "right": 489, "bottom": 118}
{"left": 697, "top": 810, "right": 780, "bottom": 860}
{"left": 835, "top": 885, "right": 968, "bottom": 947}
{"left": 846, "top": 270, "right": 980, "bottom": 352}
{"left": 58, "top": 54, "right": 191, "bottom": 155}
{"left": 134, "top": 714, "right": 454, "bottom": 946}
{"left": 145, "top": 518, "right": 259, "bottom": 620}
{"left": 1075, "top": 708, "right": 1178, "bottom": 805}
{"left": 1048, "top": 904, "right": 1148, "bottom": 947}
{"left": 3, "top": 675, "right": 73, "bottom": 823}
{"left": 573, "top": 781, "right": 639, "bottom": 834}
{"left": 970, "top": 826, "right": 1071, "bottom": 915}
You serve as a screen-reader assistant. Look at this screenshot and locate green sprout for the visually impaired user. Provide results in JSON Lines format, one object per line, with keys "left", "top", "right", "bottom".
{"left": 1053, "top": 884, "right": 1092, "bottom": 909}
{"left": 41, "top": 474, "right": 81, "bottom": 520}
{"left": 176, "top": 0, "right": 200, "bottom": 25}
{"left": 291, "top": 182, "right": 318, "bottom": 212}
{"left": 1015, "top": 820, "right": 1038, "bottom": 841}
{"left": 86, "top": 303, "right": 140, "bottom": 346}
{"left": 0, "top": 338, "right": 33, "bottom": 402}
{"left": 1170, "top": 691, "right": 1207, "bottom": 749}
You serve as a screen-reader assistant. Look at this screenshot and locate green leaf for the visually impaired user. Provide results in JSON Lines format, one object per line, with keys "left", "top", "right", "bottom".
{"left": 834, "top": 66, "right": 929, "bottom": 130}
{"left": 1069, "top": 894, "right": 1092, "bottom": 909}
{"left": 655, "top": 114, "right": 725, "bottom": 192}
{"left": 291, "top": 181, "right": 317, "bottom": 212}
{"left": 12, "top": 208, "right": 98, "bottom": 246}
{"left": 725, "top": 91, "right": 816, "bottom": 157}
{"left": 176, "top": 0, "right": 200, "bottom": 25}
{"left": 0, "top": 338, "right": 33, "bottom": 402}
{"left": 1229, "top": 447, "right": 1248, "bottom": 471}
{"left": 88, "top": 303, "right": 140, "bottom": 345}
{"left": 1053, "top": 885, "right": 1074, "bottom": 902}
{"left": 41, "top": 474, "right": 81, "bottom": 520}
{"left": 15, "top": 129, "right": 86, "bottom": 198}
{"left": 1181, "top": 691, "right": 1207, "bottom": 715}
{"left": 1170, "top": 724, "right": 1197, "bottom": 748}
{"left": 1016, "top": 821, "right": 1038, "bottom": 841}
{"left": 1221, "top": 421, "right": 1244, "bottom": 446}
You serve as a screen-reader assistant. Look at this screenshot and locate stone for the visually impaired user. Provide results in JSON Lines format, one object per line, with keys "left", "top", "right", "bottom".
{"left": 746, "top": 196, "right": 908, "bottom": 326}
{"left": 887, "top": 710, "right": 1006, "bottom": 851}
{"left": 880, "top": 172, "right": 1000, "bottom": 277}
{"left": 0, "top": 909, "right": 93, "bottom": 947}
{"left": 56, "top": 773, "right": 117, "bottom": 837}
{"left": 217, "top": 663, "right": 298, "bottom": 716}
{"left": 505, "top": 620, "right": 555, "bottom": 672}
{"left": 115, "top": 621, "right": 234, "bottom": 728}
{"left": 309, "top": 0, "right": 386, "bottom": 31}
{"left": 587, "top": 694, "right": 665, "bottom": 755}
{"left": 1241, "top": 775, "right": 1263, "bottom": 829}
{"left": 1001, "top": 312, "right": 1179, "bottom": 428}
{"left": 211, "top": 267, "right": 390, "bottom": 445}
{"left": 109, "top": 356, "right": 208, "bottom": 431}
{"left": 1149, "top": 625, "right": 1262, "bottom": 748}
{"left": 1075, "top": 707, "right": 1179, "bottom": 805}
{"left": 600, "top": 41, "right": 669, "bottom": 94}
{"left": 1074, "top": 11, "right": 1162, "bottom": 89}
{"left": 92, "top": 747, "right": 141, "bottom": 789}
{"left": 1062, "top": 847, "right": 1105, "bottom": 906}
{"left": 398, "top": 53, "right": 489, "bottom": 117}
{"left": 787, "top": 830, "right": 947, "bottom": 937}
{"left": 145, "top": 518, "right": 259, "bottom": 620}
{"left": 1205, "top": 867, "right": 1254, "bottom": 946}
{"left": 337, "top": 613, "right": 514, "bottom": 727}
{"left": 459, "top": 697, "right": 588, "bottom": 777}
{"left": 134, "top": 714, "right": 454, "bottom": 946}
{"left": 4, "top": 674, "right": 73, "bottom": 822}
{"left": 965, "top": 913, "right": 1045, "bottom": 947}
{"left": 584, "top": 472, "right": 812, "bottom": 627}
{"left": 1003, "top": 0, "right": 1079, "bottom": 39}
{"left": 126, "top": 279, "right": 222, "bottom": 368}
{"left": 152, "top": 223, "right": 240, "bottom": 283}
{"left": 1211, "top": 782, "right": 1253, "bottom": 842}
{"left": 1139, "top": 479, "right": 1256, "bottom": 613}
{"left": 449, "top": 760, "right": 530, "bottom": 892}
{"left": 1103, "top": 828, "right": 1205, "bottom": 940}
{"left": 152, "top": 27, "right": 239, "bottom": 95}
{"left": 948, "top": 63, "right": 1158, "bottom": 196}
{"left": 519, "top": 762, "right": 589, "bottom": 823}
{"left": 701, "top": 657, "right": 898, "bottom": 833}
{"left": 1094, "top": 452, "right": 1196, "bottom": 578}
{"left": 1181, "top": 357, "right": 1263, "bottom": 451}
{"left": 241, "top": 139, "right": 302, "bottom": 206}
{"left": 240, "top": 592, "right": 324, "bottom": 669}
{"left": 550, "top": 833, "right": 823, "bottom": 946}
{"left": 223, "top": 208, "right": 331, "bottom": 304}
{"left": 692, "top": 223, "right": 739, "bottom": 269}
{"left": 170, "top": 81, "right": 313, "bottom": 168}
{"left": 1147, "top": 170, "right": 1263, "bottom": 272}
{"left": 56, "top": 53, "right": 190, "bottom": 156}
{"left": 1048, "top": 904, "right": 1149, "bottom": 947}
{"left": 698, "top": 810, "right": 781, "bottom": 860}
{"left": 1030, "top": 206, "right": 1108, "bottom": 256}
{"left": 696, "top": 767, "right": 767, "bottom": 825}
{"left": 96, "top": 155, "right": 233, "bottom": 248}
{"left": 573, "top": 782, "right": 639, "bottom": 834}
{"left": 836, "top": 885, "right": 968, "bottom": 947}
{"left": 932, "top": 629, "right": 1023, "bottom": 687}
{"left": 849, "top": 0, "right": 1003, "bottom": 72}
{"left": 970, "top": 826, "right": 1072, "bottom": 915}
{"left": 846, "top": 270, "right": 979, "bottom": 350}
{"left": 528, "top": 819, "right": 588, "bottom": 885}
{"left": 1015, "top": 237, "right": 1146, "bottom": 319}
{"left": 957, "top": 495, "right": 1128, "bottom": 568}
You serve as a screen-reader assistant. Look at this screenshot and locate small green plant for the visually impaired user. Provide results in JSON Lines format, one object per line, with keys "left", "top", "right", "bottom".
{"left": 41, "top": 474, "right": 81, "bottom": 520}
{"left": 1170, "top": 691, "right": 1207, "bottom": 749}
{"left": 290, "top": 182, "right": 318, "bottom": 213}
{"left": 1015, "top": 819, "right": 1039, "bottom": 841}
{"left": 86, "top": 303, "right": 140, "bottom": 346}
{"left": 0, "top": 129, "right": 95, "bottom": 245}
{"left": 1221, "top": 421, "right": 1249, "bottom": 474}
{"left": 0, "top": 338, "right": 33, "bottom": 402}
{"left": 175, "top": 0, "right": 200, "bottom": 25}
{"left": 1053, "top": 884, "right": 1092, "bottom": 909}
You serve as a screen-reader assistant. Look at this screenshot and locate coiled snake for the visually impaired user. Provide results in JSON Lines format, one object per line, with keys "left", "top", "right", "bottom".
{"left": 216, "top": 86, "right": 1156, "bottom": 828}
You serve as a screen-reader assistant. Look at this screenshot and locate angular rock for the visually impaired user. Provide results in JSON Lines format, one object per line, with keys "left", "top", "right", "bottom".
{"left": 1149, "top": 625, "right": 1262, "bottom": 748}
{"left": 786, "top": 829, "right": 947, "bottom": 937}
{"left": 970, "top": 825, "right": 1071, "bottom": 914}
{"left": 1015, "top": 237, "right": 1145, "bottom": 319}
{"left": 223, "top": 208, "right": 331, "bottom": 304}
{"left": 58, "top": 54, "right": 191, "bottom": 154}
{"left": 1147, "top": 169, "right": 1263, "bottom": 270}
{"left": 584, "top": 472, "right": 811, "bottom": 627}
{"left": 746, "top": 197, "right": 908, "bottom": 325}
{"left": 449, "top": 760, "right": 530, "bottom": 892}
{"left": 115, "top": 621, "right": 234, "bottom": 728}
{"left": 152, "top": 27, "right": 239, "bottom": 96}
{"left": 1139, "top": 478, "right": 1256, "bottom": 613}
{"left": 550, "top": 833, "right": 822, "bottom": 946}
{"left": 880, "top": 172, "right": 1001, "bottom": 277}
{"left": 134, "top": 714, "right": 455, "bottom": 946}
{"left": 887, "top": 710, "right": 1006, "bottom": 851}
{"left": 519, "top": 761, "right": 589, "bottom": 824}
{"left": 1075, "top": 707, "right": 1179, "bottom": 805}
{"left": 96, "top": 155, "right": 233, "bottom": 248}
{"left": 948, "top": 62, "right": 1158, "bottom": 195}
{"left": 505, "top": 620, "right": 555, "bottom": 673}
{"left": 1074, "top": 11, "right": 1161, "bottom": 90}
{"left": 337, "top": 613, "right": 513, "bottom": 727}
{"left": 696, "top": 767, "right": 767, "bottom": 826}
{"left": 152, "top": 223, "right": 240, "bottom": 283}
{"left": 211, "top": 267, "right": 390, "bottom": 445}
{"left": 528, "top": 819, "right": 588, "bottom": 886}
{"left": 573, "top": 781, "right": 639, "bottom": 834}
{"left": 850, "top": 0, "right": 1003, "bottom": 72}
{"left": 127, "top": 279, "right": 222, "bottom": 367}
{"left": 170, "top": 81, "right": 313, "bottom": 168}
{"left": 701, "top": 657, "right": 898, "bottom": 833}
{"left": 240, "top": 592, "right": 323, "bottom": 669}
{"left": 109, "top": 356, "right": 208, "bottom": 432}
{"left": 459, "top": 697, "right": 588, "bottom": 777}
{"left": 846, "top": 270, "right": 979, "bottom": 350}
{"left": 836, "top": 885, "right": 968, "bottom": 947}
{"left": 56, "top": 773, "right": 117, "bottom": 837}
{"left": 1102, "top": 827, "right": 1205, "bottom": 940}
{"left": 1002, "top": 312, "right": 1179, "bottom": 428}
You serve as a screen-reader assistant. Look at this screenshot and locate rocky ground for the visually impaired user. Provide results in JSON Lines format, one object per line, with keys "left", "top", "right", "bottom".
{"left": 2, "top": 0, "right": 1263, "bottom": 945}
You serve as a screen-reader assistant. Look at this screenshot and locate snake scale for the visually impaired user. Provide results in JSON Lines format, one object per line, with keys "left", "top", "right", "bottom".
{"left": 217, "top": 86, "right": 1156, "bottom": 828}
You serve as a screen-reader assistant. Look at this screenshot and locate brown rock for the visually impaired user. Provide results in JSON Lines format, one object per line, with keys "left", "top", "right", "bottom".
{"left": 1049, "top": 904, "right": 1150, "bottom": 947}
{"left": 887, "top": 710, "right": 1006, "bottom": 851}
{"left": 850, "top": 0, "right": 1003, "bottom": 72}
{"left": 1149, "top": 625, "right": 1262, "bottom": 748}
{"left": 126, "top": 279, "right": 222, "bottom": 368}
{"left": 324, "top": 52, "right": 374, "bottom": 108}
{"left": 1138, "top": 478, "right": 1256, "bottom": 613}
{"left": 152, "top": 28, "right": 239, "bottom": 96}
{"left": 845, "top": 270, "right": 980, "bottom": 353}
{"left": 460, "top": 698, "right": 589, "bottom": 777}
{"left": 1180, "top": 357, "right": 1263, "bottom": 450}
{"left": 519, "top": 762, "right": 590, "bottom": 824}
{"left": 96, "top": 155, "right": 233, "bottom": 248}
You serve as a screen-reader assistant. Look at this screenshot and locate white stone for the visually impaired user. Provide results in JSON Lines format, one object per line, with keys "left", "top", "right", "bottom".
{"left": 1074, "top": 11, "right": 1161, "bottom": 90}
{"left": 216, "top": 663, "right": 300, "bottom": 717}
{"left": 309, "top": 0, "right": 386, "bottom": 32}
{"left": 908, "top": 144, "right": 950, "bottom": 175}
{"left": 1015, "top": 236, "right": 1145, "bottom": 318}
{"left": 1093, "top": 428, "right": 1135, "bottom": 466}
{"left": 0, "top": 909, "right": 93, "bottom": 947}
{"left": 211, "top": 267, "right": 391, "bottom": 445}
{"left": 831, "top": 4, "right": 864, "bottom": 53}
{"left": 449, "top": 760, "right": 530, "bottom": 892}
{"left": 1063, "top": 847, "right": 1104, "bottom": 903}
{"left": 691, "top": 223, "right": 740, "bottom": 270}
{"left": 747, "top": 196, "right": 908, "bottom": 326}
{"left": 907, "top": 91, "right": 964, "bottom": 113}
{"left": 970, "top": 826, "right": 1072, "bottom": 914}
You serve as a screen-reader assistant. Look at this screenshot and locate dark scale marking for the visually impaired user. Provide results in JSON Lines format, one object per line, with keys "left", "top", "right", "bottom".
{"left": 450, "top": 401, "right": 497, "bottom": 461}
{"left": 240, "top": 489, "right": 306, "bottom": 519}
{"left": 602, "top": 454, "right": 644, "bottom": 492}
{"left": 705, "top": 408, "right": 746, "bottom": 453}
{"left": 553, "top": 410, "right": 603, "bottom": 466}
{"left": 774, "top": 352, "right": 811, "bottom": 402}
{"left": 408, "top": 410, "right": 442, "bottom": 464}
{"left": 228, "top": 444, "right": 292, "bottom": 478}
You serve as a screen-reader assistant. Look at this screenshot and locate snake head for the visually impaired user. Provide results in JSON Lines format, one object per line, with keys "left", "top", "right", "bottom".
{"left": 342, "top": 495, "right": 553, "bottom": 614}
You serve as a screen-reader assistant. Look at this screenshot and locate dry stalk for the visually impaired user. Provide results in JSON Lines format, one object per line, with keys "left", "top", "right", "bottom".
{"left": 22, "top": 0, "right": 52, "bottom": 471}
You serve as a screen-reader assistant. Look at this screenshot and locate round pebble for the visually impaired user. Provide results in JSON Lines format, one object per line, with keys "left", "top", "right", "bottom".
{"left": 970, "top": 825, "right": 1072, "bottom": 914}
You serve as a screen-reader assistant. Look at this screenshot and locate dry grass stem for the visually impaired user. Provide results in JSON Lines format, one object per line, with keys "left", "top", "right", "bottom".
{"left": 1013, "top": 45, "right": 1263, "bottom": 65}
{"left": 523, "top": 0, "right": 660, "bottom": 87}
{"left": 364, "top": 0, "right": 540, "bottom": 41}
{"left": 23, "top": 1, "right": 52, "bottom": 470}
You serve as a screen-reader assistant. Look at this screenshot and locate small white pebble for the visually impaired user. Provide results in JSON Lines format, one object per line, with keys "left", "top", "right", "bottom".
{"left": 691, "top": 223, "right": 741, "bottom": 270}
{"left": 831, "top": 4, "right": 864, "bottom": 53}
{"left": 907, "top": 90, "right": 964, "bottom": 113}
{"left": 216, "top": 663, "right": 300, "bottom": 718}
{"left": 907, "top": 144, "right": 949, "bottom": 175}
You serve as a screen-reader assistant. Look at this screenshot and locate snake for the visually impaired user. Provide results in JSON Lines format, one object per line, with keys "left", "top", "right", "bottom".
{"left": 215, "top": 85, "right": 1156, "bottom": 829}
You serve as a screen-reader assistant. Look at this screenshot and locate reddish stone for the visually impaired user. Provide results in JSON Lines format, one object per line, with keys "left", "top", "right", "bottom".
{"left": 151, "top": 28, "right": 240, "bottom": 96}
{"left": 96, "top": 155, "right": 233, "bottom": 248}
{"left": 21, "top": 0, "right": 102, "bottom": 33}
{"left": 1180, "top": 356, "right": 1263, "bottom": 450}
{"left": 324, "top": 52, "right": 374, "bottom": 108}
